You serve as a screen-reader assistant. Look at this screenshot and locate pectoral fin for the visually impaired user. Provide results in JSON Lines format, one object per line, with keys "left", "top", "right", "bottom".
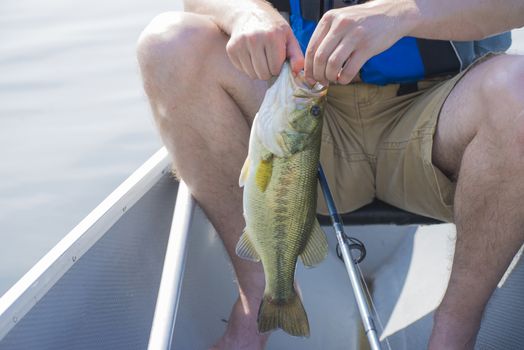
{"left": 300, "top": 219, "right": 328, "bottom": 267}
{"left": 235, "top": 230, "right": 261, "bottom": 262}
{"left": 239, "top": 157, "right": 250, "bottom": 187}
{"left": 255, "top": 155, "right": 273, "bottom": 192}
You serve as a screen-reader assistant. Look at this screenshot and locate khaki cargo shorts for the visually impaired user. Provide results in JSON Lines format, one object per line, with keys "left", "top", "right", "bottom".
{"left": 316, "top": 58, "right": 491, "bottom": 223}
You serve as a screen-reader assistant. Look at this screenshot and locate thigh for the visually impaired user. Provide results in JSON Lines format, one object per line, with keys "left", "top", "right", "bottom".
{"left": 433, "top": 54, "right": 524, "bottom": 179}
{"left": 375, "top": 53, "right": 521, "bottom": 222}
{"left": 138, "top": 11, "right": 268, "bottom": 185}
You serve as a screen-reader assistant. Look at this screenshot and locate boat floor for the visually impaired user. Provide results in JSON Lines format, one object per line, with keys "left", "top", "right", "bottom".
{"left": 172, "top": 202, "right": 524, "bottom": 349}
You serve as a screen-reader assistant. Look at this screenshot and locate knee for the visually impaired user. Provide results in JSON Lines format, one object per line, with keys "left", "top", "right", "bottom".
{"left": 136, "top": 12, "right": 222, "bottom": 83}
{"left": 480, "top": 55, "right": 524, "bottom": 115}
{"left": 479, "top": 55, "right": 524, "bottom": 150}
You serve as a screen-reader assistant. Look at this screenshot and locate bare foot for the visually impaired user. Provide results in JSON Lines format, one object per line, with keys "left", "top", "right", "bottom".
{"left": 209, "top": 296, "right": 270, "bottom": 350}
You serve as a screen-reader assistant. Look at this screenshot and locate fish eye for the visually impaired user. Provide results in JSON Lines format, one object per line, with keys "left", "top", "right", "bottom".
{"left": 310, "top": 105, "right": 321, "bottom": 117}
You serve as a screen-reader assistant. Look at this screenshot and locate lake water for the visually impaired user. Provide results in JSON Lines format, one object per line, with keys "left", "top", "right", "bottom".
{"left": 0, "top": 1, "right": 523, "bottom": 297}
{"left": 0, "top": 0, "right": 181, "bottom": 296}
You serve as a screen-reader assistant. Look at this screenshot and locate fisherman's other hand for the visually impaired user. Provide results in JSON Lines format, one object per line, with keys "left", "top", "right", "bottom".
{"left": 305, "top": 0, "right": 416, "bottom": 85}
{"left": 227, "top": 9, "right": 304, "bottom": 80}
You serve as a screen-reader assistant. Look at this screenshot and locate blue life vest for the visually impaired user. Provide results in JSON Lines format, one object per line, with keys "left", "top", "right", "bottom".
{"left": 288, "top": 0, "right": 461, "bottom": 85}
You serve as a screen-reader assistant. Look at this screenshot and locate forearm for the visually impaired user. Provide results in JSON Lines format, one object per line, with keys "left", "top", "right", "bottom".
{"left": 183, "top": 0, "right": 280, "bottom": 35}
{"left": 398, "top": 0, "right": 524, "bottom": 40}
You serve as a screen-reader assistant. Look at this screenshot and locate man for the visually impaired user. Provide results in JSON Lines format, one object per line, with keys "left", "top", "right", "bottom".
{"left": 136, "top": 0, "right": 524, "bottom": 348}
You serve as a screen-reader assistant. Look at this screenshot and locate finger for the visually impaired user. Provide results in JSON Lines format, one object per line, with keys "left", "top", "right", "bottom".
{"left": 336, "top": 50, "right": 368, "bottom": 85}
{"left": 285, "top": 31, "right": 304, "bottom": 75}
{"left": 312, "top": 27, "right": 344, "bottom": 85}
{"left": 304, "top": 15, "right": 332, "bottom": 83}
{"left": 244, "top": 36, "right": 270, "bottom": 80}
{"left": 325, "top": 36, "right": 357, "bottom": 82}
{"left": 266, "top": 38, "right": 287, "bottom": 76}
{"left": 226, "top": 40, "right": 257, "bottom": 79}
{"left": 240, "top": 51, "right": 258, "bottom": 80}
{"left": 254, "top": 47, "right": 273, "bottom": 80}
{"left": 225, "top": 40, "right": 244, "bottom": 73}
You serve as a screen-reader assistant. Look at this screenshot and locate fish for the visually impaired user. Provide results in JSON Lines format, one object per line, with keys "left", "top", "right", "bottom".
{"left": 236, "top": 62, "right": 329, "bottom": 337}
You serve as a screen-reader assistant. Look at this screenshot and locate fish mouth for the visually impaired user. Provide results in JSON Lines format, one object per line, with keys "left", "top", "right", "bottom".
{"left": 266, "top": 63, "right": 327, "bottom": 98}
{"left": 292, "top": 71, "right": 327, "bottom": 98}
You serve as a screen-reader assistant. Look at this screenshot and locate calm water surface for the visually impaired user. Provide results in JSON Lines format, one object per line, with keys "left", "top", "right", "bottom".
{"left": 0, "top": 0, "right": 181, "bottom": 296}
{"left": 0, "top": 1, "right": 523, "bottom": 296}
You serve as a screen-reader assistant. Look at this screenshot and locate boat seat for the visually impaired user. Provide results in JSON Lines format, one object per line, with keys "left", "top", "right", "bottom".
{"left": 317, "top": 199, "right": 444, "bottom": 226}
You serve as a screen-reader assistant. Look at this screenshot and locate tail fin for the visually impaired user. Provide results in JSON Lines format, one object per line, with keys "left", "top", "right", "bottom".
{"left": 257, "top": 292, "right": 310, "bottom": 337}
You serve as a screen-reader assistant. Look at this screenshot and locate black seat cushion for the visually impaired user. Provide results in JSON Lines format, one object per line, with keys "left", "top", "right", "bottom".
{"left": 317, "top": 199, "right": 444, "bottom": 226}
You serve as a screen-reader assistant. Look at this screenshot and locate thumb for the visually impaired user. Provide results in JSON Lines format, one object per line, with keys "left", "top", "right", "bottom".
{"left": 286, "top": 31, "right": 304, "bottom": 75}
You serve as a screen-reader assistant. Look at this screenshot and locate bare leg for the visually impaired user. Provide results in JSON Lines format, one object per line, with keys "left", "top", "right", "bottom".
{"left": 430, "top": 54, "right": 524, "bottom": 349}
{"left": 137, "top": 12, "right": 269, "bottom": 349}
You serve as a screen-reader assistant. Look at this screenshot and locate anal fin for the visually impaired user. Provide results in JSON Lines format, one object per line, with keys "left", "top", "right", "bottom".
{"left": 300, "top": 219, "right": 328, "bottom": 267}
{"left": 235, "top": 230, "right": 261, "bottom": 262}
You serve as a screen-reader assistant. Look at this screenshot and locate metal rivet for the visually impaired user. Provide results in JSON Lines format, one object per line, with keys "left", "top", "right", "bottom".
{"left": 72, "top": 256, "right": 77, "bottom": 262}
{"left": 122, "top": 206, "right": 127, "bottom": 212}
{"left": 13, "top": 316, "right": 18, "bottom": 323}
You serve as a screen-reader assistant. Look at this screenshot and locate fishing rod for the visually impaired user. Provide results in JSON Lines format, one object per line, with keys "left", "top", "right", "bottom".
{"left": 317, "top": 164, "right": 382, "bottom": 350}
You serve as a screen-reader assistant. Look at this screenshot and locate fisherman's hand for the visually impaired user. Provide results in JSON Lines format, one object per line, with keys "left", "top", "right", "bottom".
{"left": 227, "top": 9, "right": 304, "bottom": 80}
{"left": 304, "top": 0, "right": 416, "bottom": 85}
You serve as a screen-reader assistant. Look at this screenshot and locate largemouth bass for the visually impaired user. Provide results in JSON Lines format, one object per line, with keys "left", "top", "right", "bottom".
{"left": 237, "top": 62, "right": 328, "bottom": 337}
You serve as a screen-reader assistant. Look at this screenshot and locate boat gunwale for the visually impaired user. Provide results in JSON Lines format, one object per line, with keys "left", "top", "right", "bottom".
{"left": 0, "top": 147, "right": 172, "bottom": 340}
{"left": 148, "top": 181, "right": 195, "bottom": 350}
